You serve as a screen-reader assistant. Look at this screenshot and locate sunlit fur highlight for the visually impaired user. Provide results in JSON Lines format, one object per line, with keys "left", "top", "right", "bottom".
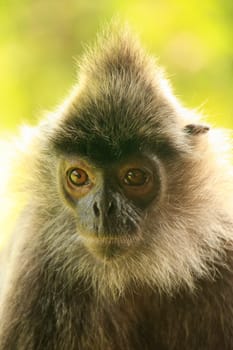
{"left": 1, "top": 23, "right": 233, "bottom": 350}
{"left": 1, "top": 25, "right": 233, "bottom": 305}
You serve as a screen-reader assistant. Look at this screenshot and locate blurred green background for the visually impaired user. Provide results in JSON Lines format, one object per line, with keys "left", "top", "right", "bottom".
{"left": 0, "top": 0, "right": 232, "bottom": 132}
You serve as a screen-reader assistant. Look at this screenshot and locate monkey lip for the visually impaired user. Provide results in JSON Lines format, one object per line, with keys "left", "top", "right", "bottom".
{"left": 81, "top": 235, "right": 139, "bottom": 260}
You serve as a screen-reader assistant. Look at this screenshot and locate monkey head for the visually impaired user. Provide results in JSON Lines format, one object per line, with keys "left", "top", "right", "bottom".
{"left": 31, "top": 26, "right": 227, "bottom": 298}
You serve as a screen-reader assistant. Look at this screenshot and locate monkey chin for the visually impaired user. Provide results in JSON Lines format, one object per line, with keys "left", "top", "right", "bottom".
{"left": 82, "top": 235, "right": 139, "bottom": 261}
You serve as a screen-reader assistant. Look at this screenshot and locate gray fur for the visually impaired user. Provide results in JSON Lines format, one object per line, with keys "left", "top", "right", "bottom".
{"left": 0, "top": 23, "right": 233, "bottom": 349}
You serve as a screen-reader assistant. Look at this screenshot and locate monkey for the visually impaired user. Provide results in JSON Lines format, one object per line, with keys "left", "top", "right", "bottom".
{"left": 0, "top": 23, "right": 233, "bottom": 350}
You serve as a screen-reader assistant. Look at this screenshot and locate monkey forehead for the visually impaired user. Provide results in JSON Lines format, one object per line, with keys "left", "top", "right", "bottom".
{"left": 49, "top": 26, "right": 188, "bottom": 162}
{"left": 50, "top": 86, "right": 185, "bottom": 163}
{"left": 50, "top": 115, "right": 180, "bottom": 165}
{"left": 50, "top": 87, "right": 184, "bottom": 163}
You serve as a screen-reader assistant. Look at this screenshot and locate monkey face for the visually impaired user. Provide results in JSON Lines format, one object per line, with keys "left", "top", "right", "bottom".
{"left": 59, "top": 153, "right": 161, "bottom": 259}
{"left": 48, "top": 25, "right": 196, "bottom": 268}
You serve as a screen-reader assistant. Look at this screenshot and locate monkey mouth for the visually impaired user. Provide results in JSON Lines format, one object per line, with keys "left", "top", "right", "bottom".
{"left": 81, "top": 235, "right": 140, "bottom": 260}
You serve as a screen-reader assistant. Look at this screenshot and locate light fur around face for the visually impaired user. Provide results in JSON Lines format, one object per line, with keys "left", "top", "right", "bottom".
{"left": 1, "top": 23, "right": 233, "bottom": 350}
{"left": 1, "top": 26, "right": 233, "bottom": 302}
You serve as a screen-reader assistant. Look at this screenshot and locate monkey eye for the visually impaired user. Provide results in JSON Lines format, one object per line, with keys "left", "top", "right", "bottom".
{"left": 67, "top": 168, "right": 89, "bottom": 187}
{"left": 123, "top": 169, "right": 148, "bottom": 186}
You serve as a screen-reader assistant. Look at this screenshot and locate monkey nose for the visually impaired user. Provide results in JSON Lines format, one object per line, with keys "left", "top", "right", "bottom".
{"left": 93, "top": 201, "right": 115, "bottom": 217}
{"left": 93, "top": 202, "right": 100, "bottom": 217}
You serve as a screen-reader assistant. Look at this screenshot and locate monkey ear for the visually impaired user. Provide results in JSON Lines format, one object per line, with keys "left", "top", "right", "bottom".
{"left": 183, "top": 124, "right": 210, "bottom": 136}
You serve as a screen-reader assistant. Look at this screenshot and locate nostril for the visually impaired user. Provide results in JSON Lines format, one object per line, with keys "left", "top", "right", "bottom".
{"left": 107, "top": 201, "right": 115, "bottom": 216}
{"left": 93, "top": 202, "right": 100, "bottom": 217}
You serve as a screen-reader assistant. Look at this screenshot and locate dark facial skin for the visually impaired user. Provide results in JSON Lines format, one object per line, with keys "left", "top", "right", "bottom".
{"left": 1, "top": 26, "right": 233, "bottom": 350}
{"left": 60, "top": 153, "right": 161, "bottom": 259}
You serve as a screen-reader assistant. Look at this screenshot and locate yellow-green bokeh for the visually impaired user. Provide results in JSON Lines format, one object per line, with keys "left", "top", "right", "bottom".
{"left": 0, "top": 0, "right": 232, "bottom": 132}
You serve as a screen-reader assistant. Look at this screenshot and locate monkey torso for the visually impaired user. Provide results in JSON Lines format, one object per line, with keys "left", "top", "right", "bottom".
{"left": 1, "top": 245, "right": 233, "bottom": 350}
